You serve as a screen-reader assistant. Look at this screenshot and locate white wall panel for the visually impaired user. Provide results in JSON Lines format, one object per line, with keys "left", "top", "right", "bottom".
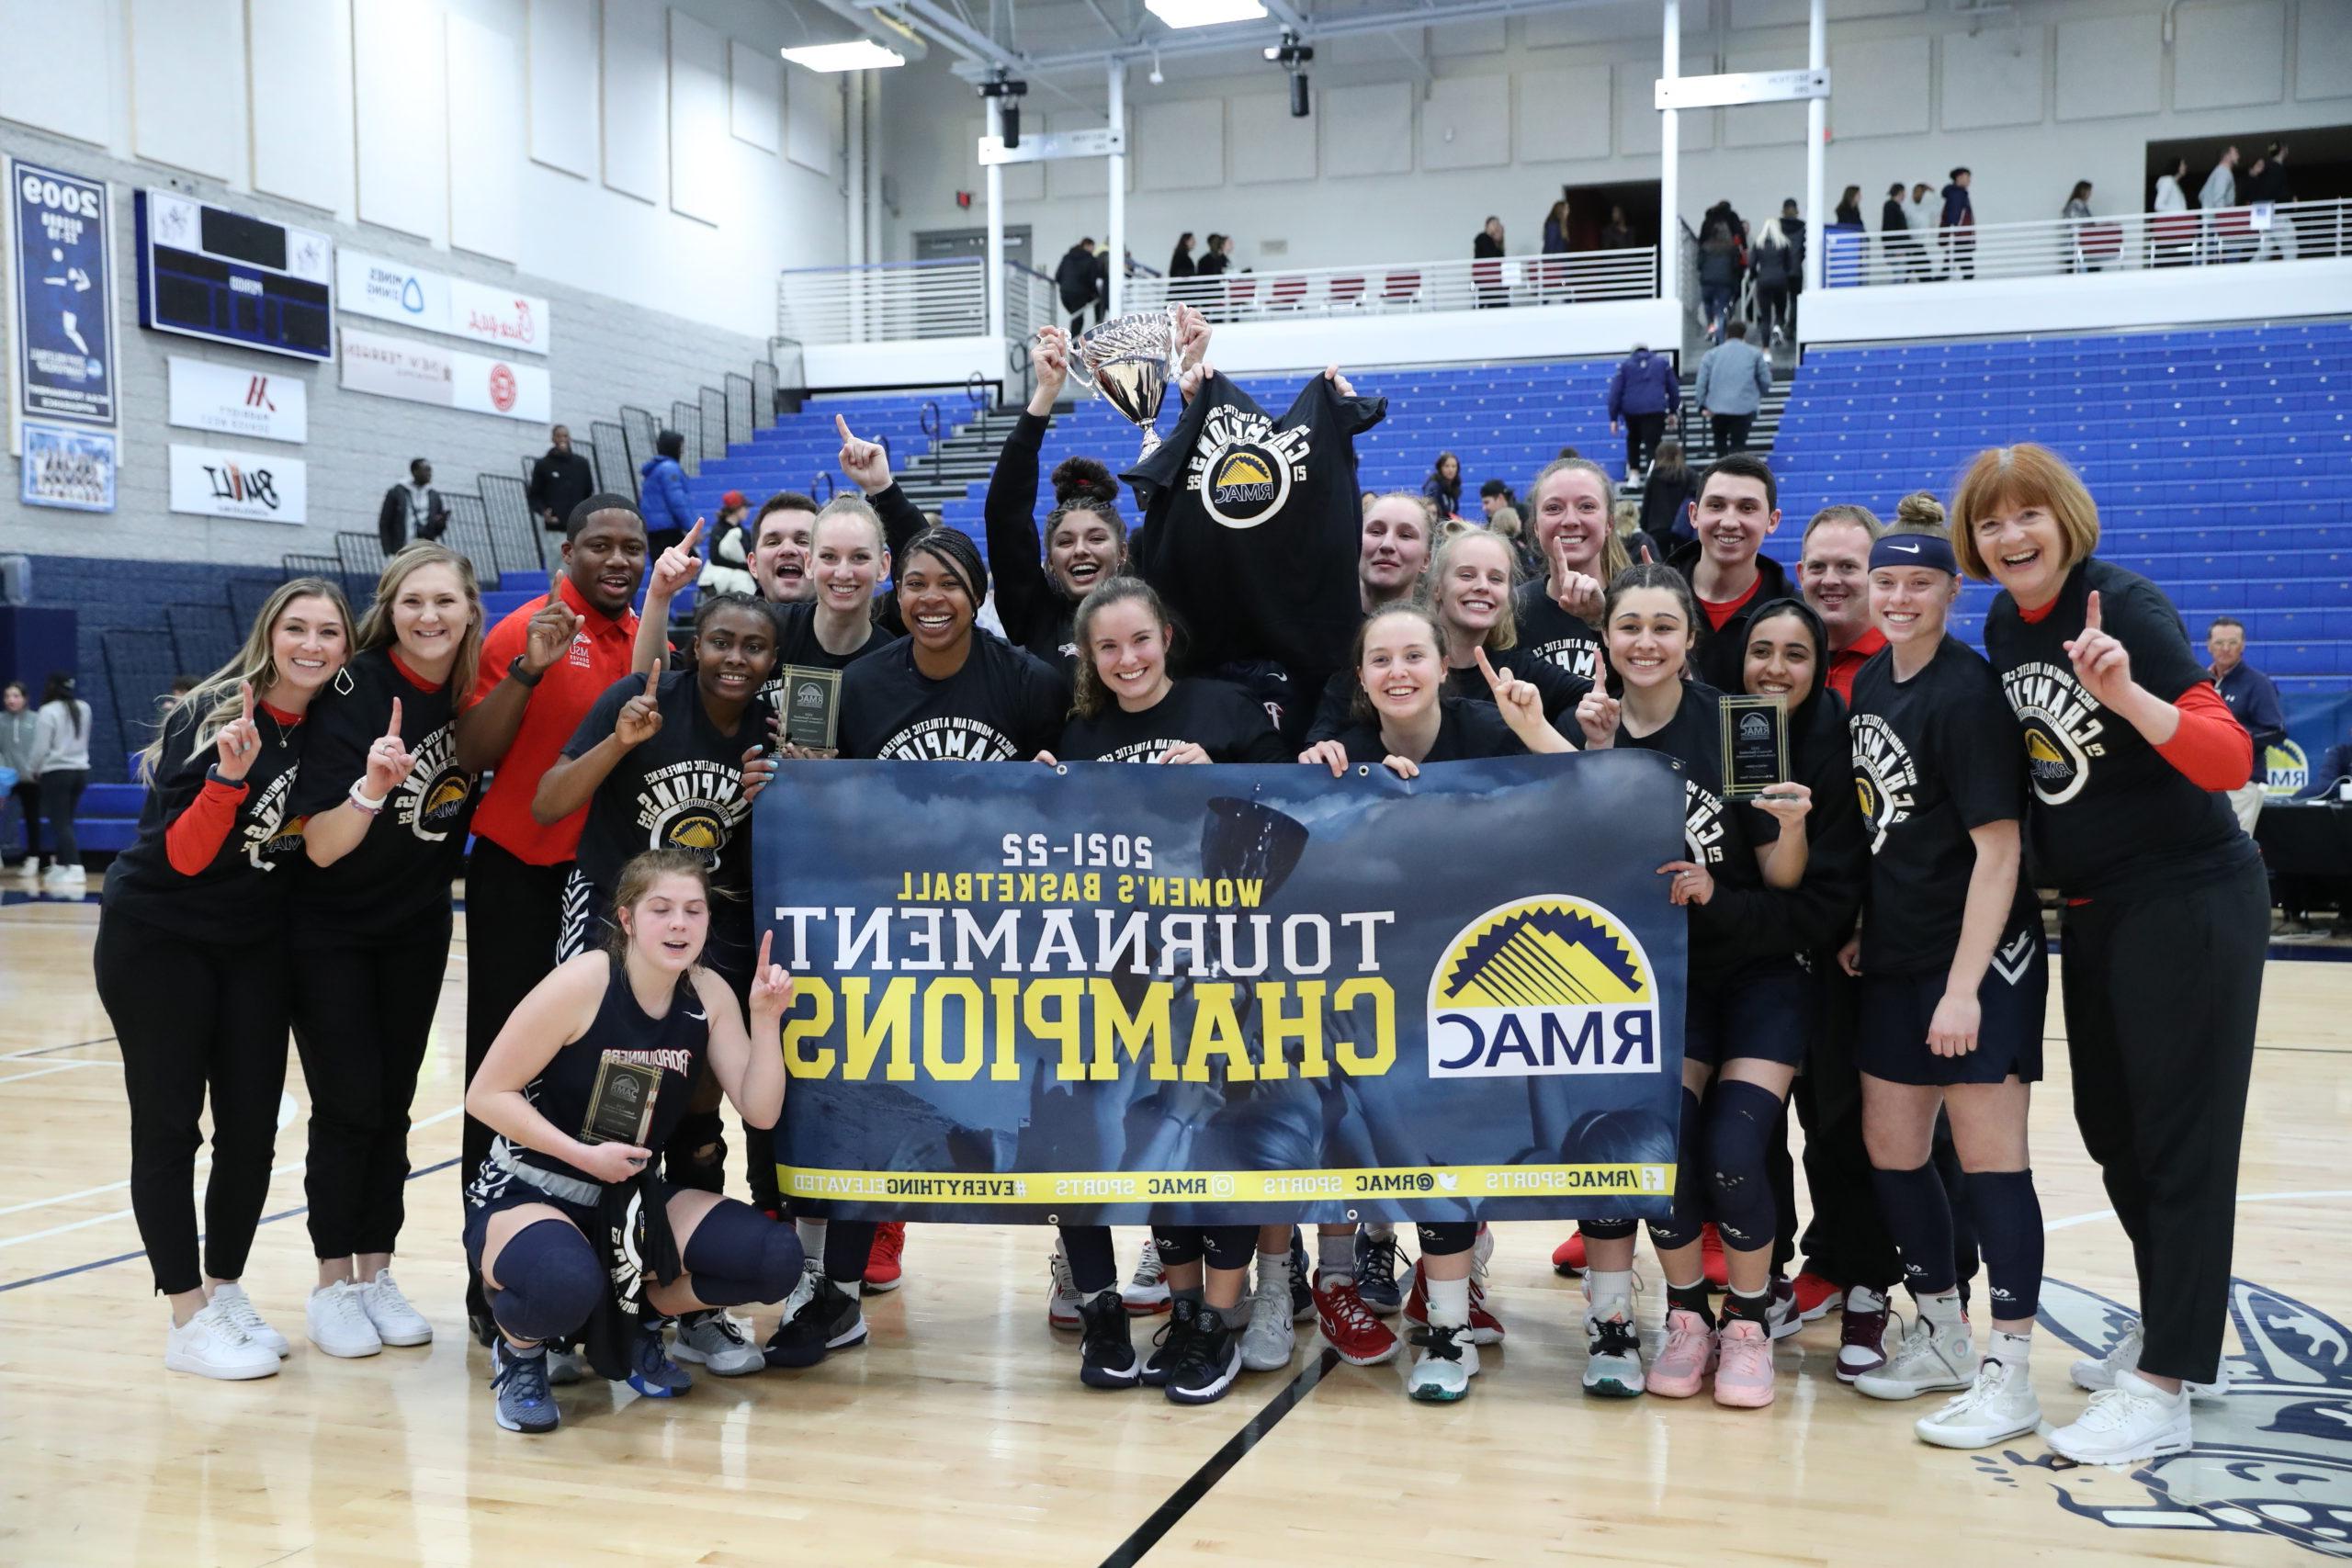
{"left": 1619, "top": 61, "right": 1712, "bottom": 154}
{"left": 2174, "top": 0, "right": 2285, "bottom": 110}
{"left": 1829, "top": 34, "right": 1929, "bottom": 139}
{"left": 1135, "top": 99, "right": 1223, "bottom": 192}
{"left": 250, "top": 0, "right": 354, "bottom": 211}
{"left": 1322, "top": 82, "right": 1413, "bottom": 177}
{"left": 786, "top": 63, "right": 836, "bottom": 175}
{"left": 601, "top": 0, "right": 665, "bottom": 202}
{"left": 1722, "top": 49, "right": 1804, "bottom": 146}
{"left": 448, "top": 10, "right": 524, "bottom": 260}
{"left": 729, "top": 38, "right": 780, "bottom": 152}
{"left": 1419, "top": 75, "right": 1511, "bottom": 171}
{"left": 2301, "top": 0, "right": 2352, "bottom": 102}
{"left": 130, "top": 0, "right": 245, "bottom": 181}
{"left": 1940, "top": 24, "right": 2046, "bottom": 131}
{"left": 2056, "top": 13, "right": 2159, "bottom": 122}
{"left": 667, "top": 8, "right": 726, "bottom": 223}
{"left": 1429, "top": 18, "right": 1506, "bottom": 57}
{"left": 0, "top": 0, "right": 111, "bottom": 146}
{"left": 1047, "top": 111, "right": 1111, "bottom": 198}
{"left": 1229, "top": 94, "right": 1316, "bottom": 185}
{"left": 1524, "top": 2, "right": 1706, "bottom": 49}
{"left": 353, "top": 0, "right": 449, "bottom": 240}
{"left": 528, "top": 0, "right": 598, "bottom": 176}
{"left": 1517, "top": 66, "right": 1612, "bottom": 164}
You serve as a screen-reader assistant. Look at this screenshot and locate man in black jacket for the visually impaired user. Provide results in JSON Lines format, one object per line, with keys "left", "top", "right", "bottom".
{"left": 526, "top": 425, "right": 595, "bottom": 533}
{"left": 376, "top": 457, "right": 448, "bottom": 554}
{"left": 1055, "top": 238, "right": 1100, "bottom": 333}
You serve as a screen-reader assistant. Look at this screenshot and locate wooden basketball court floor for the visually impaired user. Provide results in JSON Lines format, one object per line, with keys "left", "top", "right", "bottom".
{"left": 5, "top": 892, "right": 2350, "bottom": 1567}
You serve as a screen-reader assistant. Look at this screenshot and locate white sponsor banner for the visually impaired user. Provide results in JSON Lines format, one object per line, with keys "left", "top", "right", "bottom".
{"left": 338, "top": 325, "right": 550, "bottom": 423}
{"left": 168, "top": 442, "right": 306, "bottom": 524}
{"left": 335, "top": 249, "right": 550, "bottom": 355}
{"left": 166, "top": 356, "right": 309, "bottom": 444}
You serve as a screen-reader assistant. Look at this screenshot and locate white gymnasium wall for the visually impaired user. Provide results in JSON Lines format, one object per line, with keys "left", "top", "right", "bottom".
{"left": 880, "top": 0, "right": 2352, "bottom": 275}
{"left": 0, "top": 0, "right": 849, "bottom": 565}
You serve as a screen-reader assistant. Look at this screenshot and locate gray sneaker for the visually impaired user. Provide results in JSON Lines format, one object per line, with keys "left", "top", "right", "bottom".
{"left": 1238, "top": 1262, "right": 1295, "bottom": 1371}
{"left": 1854, "top": 1312, "right": 1976, "bottom": 1402}
{"left": 672, "top": 1309, "right": 763, "bottom": 1376}
{"left": 491, "top": 1341, "right": 560, "bottom": 1433}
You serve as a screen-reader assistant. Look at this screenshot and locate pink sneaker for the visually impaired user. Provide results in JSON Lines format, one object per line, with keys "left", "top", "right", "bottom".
{"left": 1645, "top": 1309, "right": 1718, "bottom": 1398}
{"left": 1713, "top": 1317, "right": 1777, "bottom": 1407}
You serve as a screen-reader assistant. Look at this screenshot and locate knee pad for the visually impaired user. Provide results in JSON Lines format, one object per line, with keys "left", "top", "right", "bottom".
{"left": 1200, "top": 1224, "right": 1257, "bottom": 1273}
{"left": 1416, "top": 1221, "right": 1476, "bottom": 1258}
{"left": 1962, "top": 1168, "right": 2044, "bottom": 1322}
{"left": 1705, "top": 1080, "right": 1783, "bottom": 1252}
{"left": 682, "top": 1199, "right": 807, "bottom": 1307}
{"left": 1151, "top": 1226, "right": 1204, "bottom": 1269}
{"left": 1648, "top": 1088, "right": 1707, "bottom": 1253}
{"left": 489, "top": 1219, "right": 604, "bottom": 1344}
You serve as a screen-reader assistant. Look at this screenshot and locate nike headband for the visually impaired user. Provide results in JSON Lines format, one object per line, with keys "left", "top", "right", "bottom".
{"left": 1871, "top": 533, "right": 1958, "bottom": 575}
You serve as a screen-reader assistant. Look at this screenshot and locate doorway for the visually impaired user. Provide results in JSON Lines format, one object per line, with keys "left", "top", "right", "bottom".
{"left": 1556, "top": 180, "right": 1662, "bottom": 253}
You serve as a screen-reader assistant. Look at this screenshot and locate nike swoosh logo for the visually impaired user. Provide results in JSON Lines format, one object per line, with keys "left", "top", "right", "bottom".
{"left": 1888, "top": 543, "right": 1921, "bottom": 554}
{"left": 684, "top": 1007, "right": 707, "bottom": 1021}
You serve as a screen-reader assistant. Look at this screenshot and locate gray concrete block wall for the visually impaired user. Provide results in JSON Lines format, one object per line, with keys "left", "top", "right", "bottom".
{"left": 1, "top": 120, "right": 770, "bottom": 569}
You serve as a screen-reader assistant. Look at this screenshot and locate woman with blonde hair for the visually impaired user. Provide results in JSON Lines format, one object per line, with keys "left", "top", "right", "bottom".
{"left": 1513, "top": 457, "right": 1634, "bottom": 685}
{"left": 99, "top": 577, "right": 355, "bottom": 1378}
{"left": 288, "top": 544, "right": 486, "bottom": 1359}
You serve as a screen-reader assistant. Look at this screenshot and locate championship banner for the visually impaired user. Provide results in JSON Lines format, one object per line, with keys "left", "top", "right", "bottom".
{"left": 7, "top": 157, "right": 118, "bottom": 428}
{"left": 757, "top": 751, "right": 1689, "bottom": 1225}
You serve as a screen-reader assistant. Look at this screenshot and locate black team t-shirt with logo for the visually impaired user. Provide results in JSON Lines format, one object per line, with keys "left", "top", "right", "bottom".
{"left": 1849, "top": 636, "right": 2038, "bottom": 976}
{"left": 1057, "top": 677, "right": 1291, "bottom": 764}
{"left": 1510, "top": 581, "right": 1608, "bottom": 685}
{"left": 290, "top": 648, "right": 479, "bottom": 943}
{"left": 838, "top": 631, "right": 1070, "bottom": 762}
{"left": 1613, "top": 682, "right": 1781, "bottom": 984}
{"left": 1125, "top": 372, "right": 1386, "bottom": 696}
{"left": 757, "top": 602, "right": 901, "bottom": 716}
{"left": 1982, "top": 558, "right": 2256, "bottom": 899}
{"left": 1328, "top": 694, "right": 1526, "bottom": 769}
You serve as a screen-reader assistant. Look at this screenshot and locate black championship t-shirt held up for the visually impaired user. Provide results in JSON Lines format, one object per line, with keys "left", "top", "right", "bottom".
{"left": 839, "top": 631, "right": 1070, "bottom": 761}
{"left": 1057, "top": 677, "right": 1289, "bottom": 763}
{"left": 1510, "top": 581, "right": 1608, "bottom": 685}
{"left": 1849, "top": 637, "right": 2037, "bottom": 976}
{"left": 1982, "top": 558, "right": 2256, "bottom": 899}
{"left": 291, "top": 648, "right": 479, "bottom": 942}
{"left": 562, "top": 670, "right": 769, "bottom": 908}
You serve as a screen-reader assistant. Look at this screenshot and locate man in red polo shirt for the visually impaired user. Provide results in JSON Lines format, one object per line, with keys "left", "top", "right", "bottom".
{"left": 1667, "top": 453, "right": 1793, "bottom": 691}
{"left": 1801, "top": 504, "right": 1888, "bottom": 701}
{"left": 452, "top": 492, "right": 648, "bottom": 1340}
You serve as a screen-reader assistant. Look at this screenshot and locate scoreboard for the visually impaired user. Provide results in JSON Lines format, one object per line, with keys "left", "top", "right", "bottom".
{"left": 135, "top": 189, "right": 334, "bottom": 361}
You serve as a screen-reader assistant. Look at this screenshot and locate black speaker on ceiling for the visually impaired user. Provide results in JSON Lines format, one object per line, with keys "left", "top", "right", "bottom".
{"left": 1289, "top": 72, "right": 1309, "bottom": 118}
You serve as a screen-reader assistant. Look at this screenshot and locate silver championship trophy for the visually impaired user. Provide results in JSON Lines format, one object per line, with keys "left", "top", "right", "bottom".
{"left": 1068, "top": 307, "right": 1182, "bottom": 462}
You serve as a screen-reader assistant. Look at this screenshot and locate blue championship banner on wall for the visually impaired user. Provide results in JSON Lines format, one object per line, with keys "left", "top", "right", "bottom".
{"left": 756, "top": 750, "right": 1689, "bottom": 1225}
{"left": 7, "top": 158, "right": 117, "bottom": 426}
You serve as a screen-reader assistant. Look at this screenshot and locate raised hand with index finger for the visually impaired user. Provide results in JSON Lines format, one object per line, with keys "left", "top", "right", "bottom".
{"left": 836, "top": 414, "right": 891, "bottom": 496}
{"left": 616, "top": 654, "right": 665, "bottom": 748}
{"left": 213, "top": 680, "right": 263, "bottom": 782}
{"left": 650, "top": 517, "right": 707, "bottom": 600}
{"left": 1476, "top": 646, "right": 1544, "bottom": 729}
{"left": 524, "top": 567, "right": 582, "bottom": 675}
{"left": 361, "top": 695, "right": 419, "bottom": 795}
{"left": 748, "top": 929, "right": 796, "bottom": 1024}
{"left": 2061, "top": 588, "right": 2136, "bottom": 707}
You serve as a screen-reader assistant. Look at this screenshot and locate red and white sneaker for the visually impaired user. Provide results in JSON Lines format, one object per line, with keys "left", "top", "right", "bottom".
{"left": 1700, "top": 1225, "right": 1728, "bottom": 1291}
{"left": 865, "top": 1221, "right": 905, "bottom": 1292}
{"left": 1645, "top": 1309, "right": 1718, "bottom": 1398}
{"left": 1313, "top": 1272, "right": 1401, "bottom": 1366}
{"left": 1402, "top": 1261, "right": 1505, "bottom": 1346}
{"left": 1790, "top": 1270, "right": 1842, "bottom": 1321}
{"left": 1551, "top": 1229, "right": 1588, "bottom": 1277}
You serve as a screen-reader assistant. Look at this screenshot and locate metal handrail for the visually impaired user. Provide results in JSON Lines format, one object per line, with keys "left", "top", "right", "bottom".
{"left": 1125, "top": 245, "right": 1658, "bottom": 320}
{"left": 779, "top": 257, "right": 986, "bottom": 344}
{"left": 1826, "top": 195, "right": 2351, "bottom": 287}
{"left": 922, "top": 400, "right": 944, "bottom": 483}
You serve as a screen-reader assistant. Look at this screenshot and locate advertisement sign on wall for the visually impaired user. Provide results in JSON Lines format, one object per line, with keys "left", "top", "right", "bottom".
{"left": 167, "top": 442, "right": 306, "bottom": 524}
{"left": 338, "top": 325, "right": 550, "bottom": 423}
{"left": 335, "top": 249, "right": 551, "bottom": 355}
{"left": 20, "top": 421, "right": 116, "bottom": 512}
{"left": 6, "top": 156, "right": 118, "bottom": 426}
{"left": 166, "top": 356, "right": 309, "bottom": 444}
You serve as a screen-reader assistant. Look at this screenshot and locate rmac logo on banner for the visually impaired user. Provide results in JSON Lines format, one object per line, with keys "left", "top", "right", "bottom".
{"left": 334, "top": 250, "right": 550, "bottom": 355}
{"left": 1426, "top": 897, "right": 1663, "bottom": 1077}
{"left": 166, "top": 356, "right": 307, "bottom": 444}
{"left": 168, "top": 443, "right": 305, "bottom": 524}
{"left": 338, "top": 325, "right": 550, "bottom": 424}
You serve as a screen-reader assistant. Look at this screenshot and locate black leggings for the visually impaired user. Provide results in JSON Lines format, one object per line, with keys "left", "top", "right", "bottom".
{"left": 39, "top": 767, "right": 86, "bottom": 867}
{"left": 1059, "top": 1224, "right": 1120, "bottom": 1294}
{"left": 96, "top": 908, "right": 290, "bottom": 1295}
{"left": 290, "top": 914, "right": 452, "bottom": 1258}
{"left": 7, "top": 778, "right": 39, "bottom": 863}
{"left": 1417, "top": 1222, "right": 1476, "bottom": 1258}
{"left": 1151, "top": 1224, "right": 1256, "bottom": 1272}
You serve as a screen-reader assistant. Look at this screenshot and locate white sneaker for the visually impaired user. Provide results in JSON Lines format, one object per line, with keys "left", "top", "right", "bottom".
{"left": 165, "top": 1302, "right": 281, "bottom": 1380}
{"left": 1238, "top": 1263, "right": 1295, "bottom": 1372}
{"left": 1046, "top": 1241, "right": 1081, "bottom": 1331}
{"left": 307, "top": 1280, "right": 384, "bottom": 1358}
{"left": 671, "top": 1309, "right": 763, "bottom": 1376}
{"left": 1406, "top": 1323, "right": 1478, "bottom": 1402}
{"left": 2047, "top": 1368, "right": 2192, "bottom": 1464}
{"left": 359, "top": 1269, "right": 433, "bottom": 1347}
{"left": 546, "top": 1346, "right": 586, "bottom": 1385}
{"left": 1854, "top": 1311, "right": 1975, "bottom": 1401}
{"left": 1916, "top": 1357, "right": 2047, "bottom": 1449}
{"left": 2069, "top": 1321, "right": 2224, "bottom": 1398}
{"left": 208, "top": 1281, "right": 289, "bottom": 1358}
{"left": 1121, "top": 1237, "right": 1170, "bottom": 1314}
{"left": 1581, "top": 1311, "right": 1645, "bottom": 1398}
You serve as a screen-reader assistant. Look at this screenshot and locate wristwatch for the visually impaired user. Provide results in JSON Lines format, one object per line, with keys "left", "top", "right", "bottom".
{"left": 508, "top": 656, "right": 544, "bottom": 688}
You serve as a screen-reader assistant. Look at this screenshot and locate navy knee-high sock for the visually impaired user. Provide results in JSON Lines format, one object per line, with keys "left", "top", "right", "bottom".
{"left": 1963, "top": 1168, "right": 2043, "bottom": 1322}
{"left": 1871, "top": 1161, "right": 1959, "bottom": 1300}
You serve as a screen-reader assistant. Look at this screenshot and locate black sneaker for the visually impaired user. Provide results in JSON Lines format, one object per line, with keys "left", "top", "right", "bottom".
{"left": 1164, "top": 1301, "right": 1242, "bottom": 1405}
{"left": 1078, "top": 1289, "right": 1139, "bottom": 1389}
{"left": 1289, "top": 1228, "right": 1314, "bottom": 1322}
{"left": 1139, "top": 1300, "right": 1198, "bottom": 1388}
{"left": 763, "top": 1274, "right": 869, "bottom": 1370}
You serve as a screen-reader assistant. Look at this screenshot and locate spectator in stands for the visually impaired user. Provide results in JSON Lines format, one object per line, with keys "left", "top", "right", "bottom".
{"left": 1836, "top": 186, "right": 1863, "bottom": 227}
{"left": 164, "top": 674, "right": 198, "bottom": 716}
{"left": 2207, "top": 615, "right": 2286, "bottom": 835}
{"left": 1423, "top": 453, "right": 1464, "bottom": 520}
{"left": 1474, "top": 218, "right": 1508, "bottom": 308}
{"left": 1699, "top": 222, "right": 1741, "bottom": 342}
{"left": 0, "top": 680, "right": 37, "bottom": 880}
{"left": 1169, "top": 232, "right": 1196, "bottom": 279}
{"left": 1606, "top": 343, "right": 1679, "bottom": 482}
{"left": 1488, "top": 502, "right": 1540, "bottom": 579}
{"left": 2063, "top": 181, "right": 2099, "bottom": 272}
{"left": 1542, "top": 199, "right": 1569, "bottom": 255}
{"left": 1907, "top": 181, "right": 1938, "bottom": 274}
{"left": 1751, "top": 217, "right": 1799, "bottom": 348}
{"left": 1056, "top": 237, "right": 1101, "bottom": 333}
{"left": 638, "top": 431, "right": 695, "bottom": 558}
{"left": 1777, "top": 197, "right": 1808, "bottom": 313}
{"left": 1703, "top": 198, "right": 1748, "bottom": 248}
{"left": 1638, "top": 438, "right": 1699, "bottom": 550}
{"left": 2199, "top": 145, "right": 2238, "bottom": 263}
{"left": 1197, "top": 234, "right": 1231, "bottom": 276}
{"left": 2296, "top": 729, "right": 2352, "bottom": 799}
{"left": 2152, "top": 158, "right": 2193, "bottom": 266}
{"left": 2249, "top": 143, "right": 2297, "bottom": 262}
{"left": 1695, "top": 320, "right": 1772, "bottom": 457}
{"left": 1882, "top": 182, "right": 1918, "bottom": 283}
{"left": 2154, "top": 157, "right": 2189, "bottom": 213}
{"left": 528, "top": 425, "right": 595, "bottom": 534}
{"left": 376, "top": 458, "right": 449, "bottom": 556}
{"left": 1600, "top": 205, "right": 1634, "bottom": 253}
{"left": 1667, "top": 453, "right": 1792, "bottom": 691}
{"left": 1939, "top": 168, "right": 1975, "bottom": 279}
{"left": 1478, "top": 479, "right": 1515, "bottom": 524}
{"left": 701, "top": 491, "right": 758, "bottom": 599}
{"left": 32, "top": 671, "right": 90, "bottom": 890}
{"left": 1797, "top": 503, "right": 1883, "bottom": 701}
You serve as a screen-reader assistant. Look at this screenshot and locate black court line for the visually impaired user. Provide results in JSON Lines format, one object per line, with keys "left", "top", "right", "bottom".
{"left": 0, "top": 1156, "right": 461, "bottom": 1295}
{"left": 5, "top": 1034, "right": 119, "bottom": 1060}
{"left": 1097, "top": 1346, "right": 1342, "bottom": 1568}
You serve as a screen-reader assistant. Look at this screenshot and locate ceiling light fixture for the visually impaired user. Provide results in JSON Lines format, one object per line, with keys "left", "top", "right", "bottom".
{"left": 1145, "top": 0, "right": 1268, "bottom": 30}
{"left": 780, "top": 39, "right": 907, "bottom": 72}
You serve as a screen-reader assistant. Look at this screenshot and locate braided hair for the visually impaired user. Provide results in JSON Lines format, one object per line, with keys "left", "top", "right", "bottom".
{"left": 900, "top": 525, "right": 989, "bottom": 608}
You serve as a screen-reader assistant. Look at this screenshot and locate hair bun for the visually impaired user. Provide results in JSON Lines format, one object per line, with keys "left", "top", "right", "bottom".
{"left": 1894, "top": 491, "right": 1947, "bottom": 528}
{"left": 1051, "top": 456, "right": 1119, "bottom": 507}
